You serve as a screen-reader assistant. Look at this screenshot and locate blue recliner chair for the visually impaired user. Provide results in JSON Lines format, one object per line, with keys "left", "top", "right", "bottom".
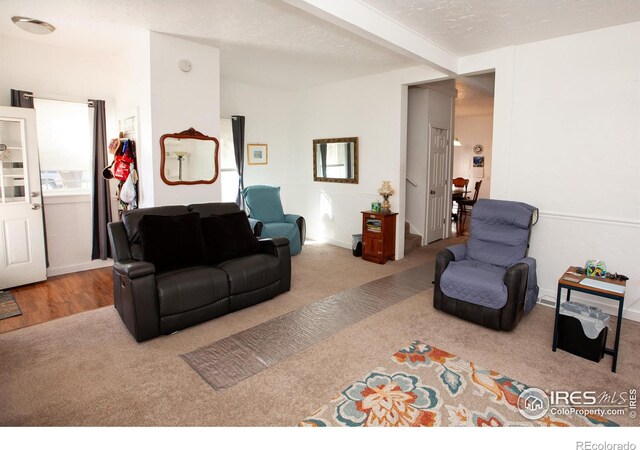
{"left": 434, "top": 199, "right": 539, "bottom": 331}
{"left": 242, "top": 185, "right": 305, "bottom": 256}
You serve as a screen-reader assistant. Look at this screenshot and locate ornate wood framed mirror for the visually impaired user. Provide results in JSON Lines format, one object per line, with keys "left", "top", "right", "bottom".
{"left": 160, "top": 128, "right": 220, "bottom": 185}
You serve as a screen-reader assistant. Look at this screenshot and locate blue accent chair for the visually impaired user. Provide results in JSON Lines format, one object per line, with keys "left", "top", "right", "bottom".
{"left": 434, "top": 199, "right": 539, "bottom": 331}
{"left": 242, "top": 185, "right": 305, "bottom": 256}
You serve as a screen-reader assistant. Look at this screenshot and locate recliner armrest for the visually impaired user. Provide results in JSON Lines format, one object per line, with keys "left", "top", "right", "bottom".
{"left": 248, "top": 217, "right": 264, "bottom": 237}
{"left": 114, "top": 260, "right": 155, "bottom": 279}
{"left": 447, "top": 244, "right": 467, "bottom": 261}
{"left": 500, "top": 262, "right": 529, "bottom": 331}
{"left": 284, "top": 214, "right": 305, "bottom": 245}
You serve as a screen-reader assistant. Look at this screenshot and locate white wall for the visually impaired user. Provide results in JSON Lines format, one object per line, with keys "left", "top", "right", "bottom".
{"left": 459, "top": 22, "right": 640, "bottom": 320}
{"left": 149, "top": 32, "right": 221, "bottom": 206}
{"left": 114, "top": 30, "right": 153, "bottom": 207}
{"left": 220, "top": 78, "right": 295, "bottom": 189}
{"left": 285, "top": 66, "right": 445, "bottom": 254}
{"left": 0, "top": 35, "right": 118, "bottom": 275}
{"left": 452, "top": 114, "right": 493, "bottom": 199}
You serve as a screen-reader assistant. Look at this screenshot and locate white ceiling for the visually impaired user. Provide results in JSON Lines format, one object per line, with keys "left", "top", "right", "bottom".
{"left": 1, "top": 0, "right": 640, "bottom": 90}
{"left": 361, "top": 0, "right": 640, "bottom": 56}
{"left": 0, "top": 0, "right": 415, "bottom": 90}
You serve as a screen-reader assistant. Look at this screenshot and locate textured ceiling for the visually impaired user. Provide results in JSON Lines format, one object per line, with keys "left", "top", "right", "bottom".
{"left": 0, "top": 0, "right": 415, "bottom": 90}
{"left": 2, "top": 1, "right": 640, "bottom": 90}
{"left": 418, "top": 73, "right": 495, "bottom": 117}
{"left": 361, "top": 0, "right": 640, "bottom": 56}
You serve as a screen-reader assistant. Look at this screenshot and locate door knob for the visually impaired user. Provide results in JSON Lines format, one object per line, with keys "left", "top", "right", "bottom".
{"left": 31, "top": 203, "right": 41, "bottom": 210}
{"left": 430, "top": 190, "right": 436, "bottom": 194}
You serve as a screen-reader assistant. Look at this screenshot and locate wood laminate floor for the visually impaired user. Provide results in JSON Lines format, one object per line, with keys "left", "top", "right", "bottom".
{"left": 0, "top": 267, "right": 113, "bottom": 334}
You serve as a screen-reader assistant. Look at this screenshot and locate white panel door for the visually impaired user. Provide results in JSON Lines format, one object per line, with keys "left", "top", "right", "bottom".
{"left": 425, "top": 126, "right": 448, "bottom": 243}
{"left": 0, "top": 106, "right": 46, "bottom": 289}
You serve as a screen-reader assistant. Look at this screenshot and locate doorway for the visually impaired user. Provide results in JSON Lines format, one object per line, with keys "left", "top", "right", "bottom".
{"left": 450, "top": 73, "right": 495, "bottom": 235}
{"left": 404, "top": 73, "right": 495, "bottom": 245}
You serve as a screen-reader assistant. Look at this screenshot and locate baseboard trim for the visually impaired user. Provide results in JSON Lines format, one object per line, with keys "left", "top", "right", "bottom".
{"left": 47, "top": 259, "right": 113, "bottom": 277}
{"left": 306, "top": 235, "right": 350, "bottom": 250}
{"left": 538, "top": 287, "right": 640, "bottom": 322}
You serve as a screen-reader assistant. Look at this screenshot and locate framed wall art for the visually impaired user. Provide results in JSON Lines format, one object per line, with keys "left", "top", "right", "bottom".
{"left": 248, "top": 144, "right": 268, "bottom": 165}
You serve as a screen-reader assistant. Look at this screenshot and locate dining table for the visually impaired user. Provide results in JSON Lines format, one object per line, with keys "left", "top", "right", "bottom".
{"left": 452, "top": 187, "right": 466, "bottom": 199}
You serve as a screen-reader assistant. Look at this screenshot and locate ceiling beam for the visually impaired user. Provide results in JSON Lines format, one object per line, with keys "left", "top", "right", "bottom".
{"left": 283, "top": 0, "right": 459, "bottom": 75}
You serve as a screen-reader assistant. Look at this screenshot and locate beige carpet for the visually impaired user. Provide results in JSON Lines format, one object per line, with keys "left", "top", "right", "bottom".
{"left": 1, "top": 239, "right": 638, "bottom": 426}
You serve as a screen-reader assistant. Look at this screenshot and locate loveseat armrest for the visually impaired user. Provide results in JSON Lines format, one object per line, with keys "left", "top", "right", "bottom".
{"left": 259, "top": 237, "right": 291, "bottom": 292}
{"left": 114, "top": 260, "right": 155, "bottom": 279}
{"left": 284, "top": 214, "right": 306, "bottom": 245}
{"left": 108, "top": 221, "right": 132, "bottom": 262}
{"left": 258, "top": 237, "right": 290, "bottom": 256}
{"left": 248, "top": 217, "right": 264, "bottom": 237}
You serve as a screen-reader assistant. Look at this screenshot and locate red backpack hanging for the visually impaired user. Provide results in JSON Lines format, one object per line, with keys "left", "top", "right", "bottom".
{"left": 113, "top": 140, "right": 134, "bottom": 181}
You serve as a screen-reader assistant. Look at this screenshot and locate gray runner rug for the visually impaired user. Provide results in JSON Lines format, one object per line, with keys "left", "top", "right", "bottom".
{"left": 0, "top": 291, "right": 22, "bottom": 320}
{"left": 182, "top": 262, "right": 433, "bottom": 390}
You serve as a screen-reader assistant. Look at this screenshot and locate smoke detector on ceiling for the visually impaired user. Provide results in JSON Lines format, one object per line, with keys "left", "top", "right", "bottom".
{"left": 11, "top": 16, "right": 55, "bottom": 35}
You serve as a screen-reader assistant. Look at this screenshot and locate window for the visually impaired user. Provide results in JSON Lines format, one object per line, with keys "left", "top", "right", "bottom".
{"left": 34, "top": 99, "right": 91, "bottom": 195}
{"left": 219, "top": 118, "right": 239, "bottom": 202}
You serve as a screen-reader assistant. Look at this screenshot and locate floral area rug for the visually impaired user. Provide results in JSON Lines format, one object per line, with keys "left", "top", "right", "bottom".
{"left": 300, "top": 341, "right": 618, "bottom": 427}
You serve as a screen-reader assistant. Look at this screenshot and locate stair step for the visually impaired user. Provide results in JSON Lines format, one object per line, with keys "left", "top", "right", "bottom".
{"left": 404, "top": 232, "right": 422, "bottom": 255}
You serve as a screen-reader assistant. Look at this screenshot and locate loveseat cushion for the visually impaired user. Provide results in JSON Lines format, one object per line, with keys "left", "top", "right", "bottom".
{"left": 217, "top": 253, "right": 281, "bottom": 295}
{"left": 201, "top": 212, "right": 261, "bottom": 264}
{"left": 189, "top": 202, "right": 241, "bottom": 217}
{"left": 138, "top": 212, "right": 207, "bottom": 272}
{"left": 122, "top": 205, "right": 189, "bottom": 260}
{"left": 156, "top": 266, "right": 230, "bottom": 317}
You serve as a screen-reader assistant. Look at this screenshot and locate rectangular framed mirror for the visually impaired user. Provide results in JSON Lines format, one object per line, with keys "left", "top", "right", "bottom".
{"left": 313, "top": 137, "right": 358, "bottom": 184}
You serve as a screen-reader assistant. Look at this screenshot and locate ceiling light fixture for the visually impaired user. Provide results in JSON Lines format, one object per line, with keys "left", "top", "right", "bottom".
{"left": 11, "top": 16, "right": 55, "bottom": 35}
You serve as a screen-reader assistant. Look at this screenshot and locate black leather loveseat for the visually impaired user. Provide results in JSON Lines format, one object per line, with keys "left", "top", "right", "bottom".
{"left": 108, "top": 202, "right": 291, "bottom": 342}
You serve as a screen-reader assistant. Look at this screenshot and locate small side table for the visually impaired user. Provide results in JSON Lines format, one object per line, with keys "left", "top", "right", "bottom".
{"left": 361, "top": 211, "right": 397, "bottom": 264}
{"left": 552, "top": 266, "right": 626, "bottom": 373}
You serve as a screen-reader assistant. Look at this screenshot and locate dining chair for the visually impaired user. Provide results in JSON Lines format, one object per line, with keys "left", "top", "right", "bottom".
{"left": 452, "top": 177, "right": 469, "bottom": 195}
{"left": 451, "top": 177, "right": 469, "bottom": 221}
{"left": 456, "top": 180, "right": 482, "bottom": 221}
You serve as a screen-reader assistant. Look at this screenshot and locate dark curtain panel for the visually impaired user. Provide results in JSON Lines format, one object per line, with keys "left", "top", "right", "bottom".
{"left": 11, "top": 89, "right": 50, "bottom": 267}
{"left": 90, "top": 99, "right": 112, "bottom": 260}
{"left": 319, "top": 143, "right": 327, "bottom": 178}
{"left": 11, "top": 89, "right": 34, "bottom": 108}
{"left": 344, "top": 143, "right": 352, "bottom": 179}
{"left": 231, "top": 115, "right": 246, "bottom": 208}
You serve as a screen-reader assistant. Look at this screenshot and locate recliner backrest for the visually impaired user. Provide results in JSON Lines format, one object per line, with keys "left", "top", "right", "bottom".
{"left": 242, "top": 185, "right": 286, "bottom": 223}
{"left": 466, "top": 199, "right": 536, "bottom": 268}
